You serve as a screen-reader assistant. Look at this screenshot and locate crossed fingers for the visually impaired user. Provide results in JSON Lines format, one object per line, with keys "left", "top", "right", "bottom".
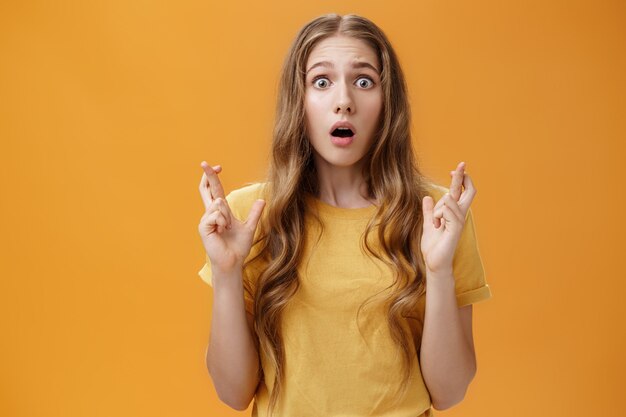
{"left": 433, "top": 162, "right": 477, "bottom": 226}
{"left": 199, "top": 161, "right": 233, "bottom": 232}
{"left": 199, "top": 161, "right": 224, "bottom": 203}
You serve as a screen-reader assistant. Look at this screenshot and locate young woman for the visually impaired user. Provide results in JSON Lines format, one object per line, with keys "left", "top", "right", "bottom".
{"left": 197, "top": 13, "right": 492, "bottom": 417}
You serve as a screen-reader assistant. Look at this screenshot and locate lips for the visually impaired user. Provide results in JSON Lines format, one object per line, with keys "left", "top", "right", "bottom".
{"left": 329, "top": 121, "right": 356, "bottom": 138}
{"left": 327, "top": 121, "right": 356, "bottom": 147}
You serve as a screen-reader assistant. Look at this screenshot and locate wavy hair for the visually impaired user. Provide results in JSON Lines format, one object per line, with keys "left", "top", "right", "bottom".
{"left": 243, "top": 13, "right": 434, "bottom": 416}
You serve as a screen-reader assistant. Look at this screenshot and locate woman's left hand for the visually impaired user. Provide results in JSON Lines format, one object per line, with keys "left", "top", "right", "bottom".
{"left": 421, "top": 161, "right": 477, "bottom": 277}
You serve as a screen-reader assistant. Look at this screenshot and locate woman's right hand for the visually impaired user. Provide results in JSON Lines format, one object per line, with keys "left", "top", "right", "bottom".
{"left": 198, "top": 161, "right": 266, "bottom": 275}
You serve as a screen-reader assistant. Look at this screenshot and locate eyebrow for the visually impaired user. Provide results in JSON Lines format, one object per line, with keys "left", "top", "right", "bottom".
{"left": 305, "top": 60, "right": 380, "bottom": 75}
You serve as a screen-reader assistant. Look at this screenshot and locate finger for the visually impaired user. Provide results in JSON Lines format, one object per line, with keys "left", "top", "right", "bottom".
{"left": 442, "top": 204, "right": 461, "bottom": 231}
{"left": 433, "top": 197, "right": 445, "bottom": 220}
{"left": 206, "top": 209, "right": 229, "bottom": 232}
{"left": 201, "top": 161, "right": 222, "bottom": 173}
{"left": 443, "top": 193, "right": 464, "bottom": 223}
{"left": 434, "top": 194, "right": 445, "bottom": 210}
{"left": 212, "top": 197, "right": 234, "bottom": 229}
{"left": 422, "top": 195, "right": 435, "bottom": 230}
{"left": 432, "top": 194, "right": 448, "bottom": 228}
{"left": 244, "top": 199, "right": 266, "bottom": 232}
{"left": 201, "top": 161, "right": 226, "bottom": 200}
{"left": 458, "top": 172, "right": 477, "bottom": 214}
{"left": 198, "top": 172, "right": 213, "bottom": 211}
{"left": 449, "top": 161, "right": 465, "bottom": 201}
{"left": 200, "top": 162, "right": 222, "bottom": 191}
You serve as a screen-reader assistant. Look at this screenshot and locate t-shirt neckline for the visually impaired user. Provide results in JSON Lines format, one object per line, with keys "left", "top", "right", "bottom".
{"left": 305, "top": 193, "right": 378, "bottom": 220}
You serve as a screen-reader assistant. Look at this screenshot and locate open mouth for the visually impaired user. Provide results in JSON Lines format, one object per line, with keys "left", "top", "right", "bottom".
{"left": 331, "top": 127, "right": 354, "bottom": 138}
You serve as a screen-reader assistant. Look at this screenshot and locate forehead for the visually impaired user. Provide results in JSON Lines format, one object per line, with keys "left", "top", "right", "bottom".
{"left": 306, "top": 35, "right": 379, "bottom": 70}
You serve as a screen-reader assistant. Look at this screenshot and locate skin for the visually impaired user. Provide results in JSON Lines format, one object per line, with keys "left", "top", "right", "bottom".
{"left": 197, "top": 162, "right": 265, "bottom": 274}
{"left": 197, "top": 36, "right": 480, "bottom": 410}
{"left": 422, "top": 161, "right": 477, "bottom": 274}
{"left": 198, "top": 162, "right": 264, "bottom": 410}
{"left": 421, "top": 161, "right": 479, "bottom": 409}
{"left": 304, "top": 35, "right": 383, "bottom": 208}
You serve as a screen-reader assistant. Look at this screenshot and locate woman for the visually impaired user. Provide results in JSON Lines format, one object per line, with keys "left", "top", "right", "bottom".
{"left": 198, "top": 13, "right": 492, "bottom": 417}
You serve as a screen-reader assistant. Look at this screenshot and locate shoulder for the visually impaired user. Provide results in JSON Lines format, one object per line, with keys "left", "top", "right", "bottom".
{"left": 423, "top": 180, "right": 449, "bottom": 201}
{"left": 226, "top": 182, "right": 269, "bottom": 219}
{"left": 228, "top": 181, "right": 268, "bottom": 201}
{"left": 421, "top": 180, "right": 473, "bottom": 221}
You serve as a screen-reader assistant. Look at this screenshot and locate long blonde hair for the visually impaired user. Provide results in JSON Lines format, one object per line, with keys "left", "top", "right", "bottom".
{"left": 244, "top": 13, "right": 433, "bottom": 415}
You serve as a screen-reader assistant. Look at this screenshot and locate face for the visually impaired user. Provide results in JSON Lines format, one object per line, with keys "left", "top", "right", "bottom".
{"left": 304, "top": 35, "right": 383, "bottom": 172}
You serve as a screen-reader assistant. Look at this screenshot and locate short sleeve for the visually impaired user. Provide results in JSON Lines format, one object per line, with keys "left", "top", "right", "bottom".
{"left": 452, "top": 207, "right": 493, "bottom": 307}
{"left": 197, "top": 252, "right": 217, "bottom": 287}
{"left": 198, "top": 255, "right": 256, "bottom": 317}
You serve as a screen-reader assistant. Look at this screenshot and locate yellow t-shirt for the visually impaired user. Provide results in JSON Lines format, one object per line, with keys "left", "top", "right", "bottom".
{"left": 198, "top": 182, "right": 492, "bottom": 417}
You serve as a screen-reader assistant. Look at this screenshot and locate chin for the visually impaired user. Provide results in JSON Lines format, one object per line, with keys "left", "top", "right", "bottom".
{"left": 320, "top": 156, "right": 364, "bottom": 169}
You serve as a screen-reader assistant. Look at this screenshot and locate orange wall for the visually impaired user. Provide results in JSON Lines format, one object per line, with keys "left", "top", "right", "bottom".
{"left": 1, "top": 1, "right": 624, "bottom": 416}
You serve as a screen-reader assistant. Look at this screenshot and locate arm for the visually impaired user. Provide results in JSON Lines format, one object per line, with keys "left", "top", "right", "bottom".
{"left": 206, "top": 268, "right": 260, "bottom": 411}
{"left": 197, "top": 162, "right": 267, "bottom": 410}
{"left": 420, "top": 270, "right": 476, "bottom": 410}
{"left": 419, "top": 163, "right": 482, "bottom": 410}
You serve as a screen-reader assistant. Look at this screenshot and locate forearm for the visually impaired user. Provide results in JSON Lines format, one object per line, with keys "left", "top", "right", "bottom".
{"left": 420, "top": 270, "right": 476, "bottom": 410}
{"left": 206, "top": 268, "right": 260, "bottom": 410}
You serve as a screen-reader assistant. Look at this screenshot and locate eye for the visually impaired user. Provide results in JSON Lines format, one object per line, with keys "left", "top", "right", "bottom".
{"left": 313, "top": 77, "right": 331, "bottom": 89}
{"left": 356, "top": 77, "right": 374, "bottom": 89}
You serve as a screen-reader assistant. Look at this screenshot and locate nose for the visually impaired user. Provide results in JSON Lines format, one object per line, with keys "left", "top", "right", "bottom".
{"left": 334, "top": 81, "right": 354, "bottom": 114}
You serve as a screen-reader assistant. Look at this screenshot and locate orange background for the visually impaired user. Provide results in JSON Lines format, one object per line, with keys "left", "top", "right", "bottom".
{"left": 1, "top": 1, "right": 624, "bottom": 416}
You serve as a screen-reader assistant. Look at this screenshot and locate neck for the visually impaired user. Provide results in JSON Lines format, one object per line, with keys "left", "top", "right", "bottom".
{"left": 313, "top": 156, "right": 375, "bottom": 208}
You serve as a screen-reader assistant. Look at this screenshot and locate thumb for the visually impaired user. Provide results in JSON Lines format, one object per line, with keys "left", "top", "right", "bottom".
{"left": 422, "top": 195, "right": 434, "bottom": 228}
{"left": 244, "top": 199, "right": 266, "bottom": 231}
